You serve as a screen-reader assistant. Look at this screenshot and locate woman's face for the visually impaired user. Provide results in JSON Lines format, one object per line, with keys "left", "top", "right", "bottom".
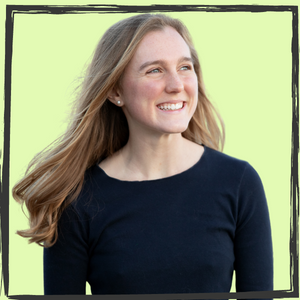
{"left": 115, "top": 26, "right": 198, "bottom": 138}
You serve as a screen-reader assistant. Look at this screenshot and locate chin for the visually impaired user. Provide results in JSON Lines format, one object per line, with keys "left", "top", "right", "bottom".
{"left": 160, "top": 124, "right": 189, "bottom": 135}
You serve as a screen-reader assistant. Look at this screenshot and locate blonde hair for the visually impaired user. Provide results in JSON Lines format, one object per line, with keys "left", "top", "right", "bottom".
{"left": 12, "top": 13, "right": 224, "bottom": 247}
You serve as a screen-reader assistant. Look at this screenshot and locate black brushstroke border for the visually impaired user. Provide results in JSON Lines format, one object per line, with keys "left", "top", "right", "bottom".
{"left": 1, "top": 4, "right": 298, "bottom": 300}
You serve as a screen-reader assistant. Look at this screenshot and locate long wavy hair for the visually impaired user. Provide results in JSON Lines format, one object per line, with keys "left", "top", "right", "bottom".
{"left": 12, "top": 13, "right": 225, "bottom": 247}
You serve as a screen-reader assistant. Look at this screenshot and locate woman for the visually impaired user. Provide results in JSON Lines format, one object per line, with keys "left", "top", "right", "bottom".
{"left": 13, "top": 14, "right": 273, "bottom": 295}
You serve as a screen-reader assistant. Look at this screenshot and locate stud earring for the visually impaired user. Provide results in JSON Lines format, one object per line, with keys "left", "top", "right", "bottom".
{"left": 117, "top": 101, "right": 121, "bottom": 105}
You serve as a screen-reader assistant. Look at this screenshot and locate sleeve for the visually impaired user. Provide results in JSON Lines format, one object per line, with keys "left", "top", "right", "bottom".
{"left": 234, "top": 163, "right": 273, "bottom": 294}
{"left": 43, "top": 201, "right": 89, "bottom": 295}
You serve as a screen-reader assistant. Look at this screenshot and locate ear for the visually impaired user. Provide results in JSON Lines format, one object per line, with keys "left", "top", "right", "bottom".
{"left": 107, "top": 87, "right": 123, "bottom": 106}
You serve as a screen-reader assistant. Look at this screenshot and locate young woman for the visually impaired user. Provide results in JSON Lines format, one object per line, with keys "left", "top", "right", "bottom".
{"left": 13, "top": 14, "right": 273, "bottom": 295}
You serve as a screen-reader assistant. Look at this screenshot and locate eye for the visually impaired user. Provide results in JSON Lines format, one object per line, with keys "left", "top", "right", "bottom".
{"left": 180, "top": 65, "right": 192, "bottom": 71}
{"left": 147, "top": 68, "right": 160, "bottom": 74}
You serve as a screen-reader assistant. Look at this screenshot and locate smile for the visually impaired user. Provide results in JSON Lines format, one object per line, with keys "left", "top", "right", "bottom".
{"left": 157, "top": 102, "right": 184, "bottom": 111}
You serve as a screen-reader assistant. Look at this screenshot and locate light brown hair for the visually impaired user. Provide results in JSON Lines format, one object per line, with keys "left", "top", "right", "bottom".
{"left": 12, "top": 13, "right": 224, "bottom": 247}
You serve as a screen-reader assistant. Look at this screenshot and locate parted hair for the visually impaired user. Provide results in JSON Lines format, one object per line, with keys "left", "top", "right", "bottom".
{"left": 12, "top": 13, "right": 225, "bottom": 247}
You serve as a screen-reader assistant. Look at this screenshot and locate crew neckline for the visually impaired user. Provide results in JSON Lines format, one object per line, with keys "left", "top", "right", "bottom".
{"left": 95, "top": 145, "right": 208, "bottom": 183}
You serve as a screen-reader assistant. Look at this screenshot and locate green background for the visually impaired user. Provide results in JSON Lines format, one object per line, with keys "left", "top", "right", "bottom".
{"left": 1, "top": 0, "right": 295, "bottom": 297}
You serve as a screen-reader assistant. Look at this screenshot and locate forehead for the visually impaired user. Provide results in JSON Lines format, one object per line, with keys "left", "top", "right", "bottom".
{"left": 131, "top": 26, "right": 191, "bottom": 65}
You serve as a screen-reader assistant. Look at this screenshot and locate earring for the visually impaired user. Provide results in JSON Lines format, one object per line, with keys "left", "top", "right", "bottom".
{"left": 117, "top": 101, "right": 121, "bottom": 105}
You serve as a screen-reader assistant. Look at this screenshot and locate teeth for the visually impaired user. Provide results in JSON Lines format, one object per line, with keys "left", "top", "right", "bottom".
{"left": 158, "top": 102, "right": 183, "bottom": 111}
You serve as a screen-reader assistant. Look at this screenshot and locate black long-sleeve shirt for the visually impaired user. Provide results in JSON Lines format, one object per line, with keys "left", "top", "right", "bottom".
{"left": 44, "top": 146, "right": 273, "bottom": 295}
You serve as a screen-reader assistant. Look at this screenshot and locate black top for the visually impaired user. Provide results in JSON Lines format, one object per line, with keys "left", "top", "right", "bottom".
{"left": 44, "top": 146, "right": 273, "bottom": 295}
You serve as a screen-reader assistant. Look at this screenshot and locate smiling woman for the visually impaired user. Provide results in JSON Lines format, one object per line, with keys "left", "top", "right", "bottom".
{"left": 12, "top": 13, "right": 273, "bottom": 296}
{"left": 101, "top": 26, "right": 201, "bottom": 181}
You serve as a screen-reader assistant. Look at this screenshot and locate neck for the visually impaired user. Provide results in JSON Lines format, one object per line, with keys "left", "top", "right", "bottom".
{"left": 117, "top": 133, "right": 202, "bottom": 181}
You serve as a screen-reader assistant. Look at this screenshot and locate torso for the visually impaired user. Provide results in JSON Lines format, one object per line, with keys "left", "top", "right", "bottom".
{"left": 44, "top": 146, "right": 273, "bottom": 294}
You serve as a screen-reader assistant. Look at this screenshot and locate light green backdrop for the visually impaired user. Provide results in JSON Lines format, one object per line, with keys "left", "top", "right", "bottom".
{"left": 8, "top": 7, "right": 292, "bottom": 297}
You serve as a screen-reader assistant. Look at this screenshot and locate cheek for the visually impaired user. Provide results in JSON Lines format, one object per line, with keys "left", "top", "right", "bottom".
{"left": 126, "top": 80, "right": 163, "bottom": 105}
{"left": 186, "top": 76, "right": 198, "bottom": 112}
{"left": 121, "top": 81, "right": 155, "bottom": 117}
{"left": 139, "top": 80, "right": 163, "bottom": 100}
{"left": 185, "top": 76, "right": 198, "bottom": 98}
{"left": 189, "top": 74, "right": 198, "bottom": 89}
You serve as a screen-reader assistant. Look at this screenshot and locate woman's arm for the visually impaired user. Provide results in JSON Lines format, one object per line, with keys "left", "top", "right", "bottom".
{"left": 234, "top": 163, "right": 273, "bottom": 293}
{"left": 43, "top": 201, "right": 89, "bottom": 295}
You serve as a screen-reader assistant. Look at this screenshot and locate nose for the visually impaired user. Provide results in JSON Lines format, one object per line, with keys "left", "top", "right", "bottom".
{"left": 165, "top": 72, "right": 184, "bottom": 94}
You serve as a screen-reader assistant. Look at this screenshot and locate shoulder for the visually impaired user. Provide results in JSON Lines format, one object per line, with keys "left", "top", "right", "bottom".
{"left": 200, "top": 146, "right": 264, "bottom": 192}
{"left": 202, "top": 146, "right": 250, "bottom": 176}
{"left": 203, "top": 146, "right": 247, "bottom": 167}
{"left": 63, "top": 164, "right": 108, "bottom": 220}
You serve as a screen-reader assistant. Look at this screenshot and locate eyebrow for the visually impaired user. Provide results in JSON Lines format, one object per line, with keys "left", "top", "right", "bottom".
{"left": 138, "top": 56, "right": 194, "bottom": 72}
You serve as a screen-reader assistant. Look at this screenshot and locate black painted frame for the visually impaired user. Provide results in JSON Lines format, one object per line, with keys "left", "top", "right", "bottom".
{"left": 2, "top": 4, "right": 299, "bottom": 300}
